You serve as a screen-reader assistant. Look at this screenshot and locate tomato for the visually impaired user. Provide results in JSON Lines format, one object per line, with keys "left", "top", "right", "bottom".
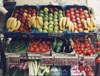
{"left": 81, "top": 44, "right": 85, "bottom": 48}
{"left": 29, "top": 47, "right": 34, "bottom": 52}
{"left": 96, "top": 41, "right": 100, "bottom": 46}
{"left": 33, "top": 45, "right": 37, "bottom": 48}
{"left": 79, "top": 65, "right": 84, "bottom": 71}
{"left": 41, "top": 49, "right": 47, "bottom": 53}
{"left": 86, "top": 43, "right": 91, "bottom": 48}
{"left": 70, "top": 8, "right": 74, "bottom": 12}
{"left": 78, "top": 8, "right": 83, "bottom": 12}
{"left": 75, "top": 10, "right": 79, "bottom": 14}
{"left": 96, "top": 58, "right": 100, "bottom": 63}
{"left": 87, "top": 72, "right": 94, "bottom": 76}
{"left": 96, "top": 48, "right": 100, "bottom": 52}
{"left": 66, "top": 10, "right": 70, "bottom": 13}
{"left": 42, "top": 41, "right": 46, "bottom": 44}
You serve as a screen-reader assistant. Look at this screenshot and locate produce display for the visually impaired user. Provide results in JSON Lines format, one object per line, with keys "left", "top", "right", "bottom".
{"left": 65, "top": 8, "right": 96, "bottom": 33}
{"left": 71, "top": 65, "right": 94, "bottom": 76}
{"left": 8, "top": 62, "right": 28, "bottom": 76}
{"left": 39, "top": 7, "right": 65, "bottom": 33}
{"left": 96, "top": 40, "right": 100, "bottom": 63}
{"left": 6, "top": 7, "right": 37, "bottom": 32}
{"left": 28, "top": 40, "right": 51, "bottom": 53}
{"left": 7, "top": 39, "right": 29, "bottom": 53}
{"left": 71, "top": 38, "right": 96, "bottom": 56}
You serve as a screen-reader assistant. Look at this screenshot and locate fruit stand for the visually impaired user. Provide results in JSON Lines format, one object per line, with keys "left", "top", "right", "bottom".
{"left": 1, "top": 0, "right": 100, "bottom": 76}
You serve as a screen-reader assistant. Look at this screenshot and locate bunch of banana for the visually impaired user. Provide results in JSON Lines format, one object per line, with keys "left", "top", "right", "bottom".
{"left": 59, "top": 17, "right": 67, "bottom": 31}
{"left": 28, "top": 16, "right": 43, "bottom": 29}
{"left": 6, "top": 17, "right": 21, "bottom": 32}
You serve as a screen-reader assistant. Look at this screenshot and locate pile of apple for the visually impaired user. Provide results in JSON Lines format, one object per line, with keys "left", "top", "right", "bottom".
{"left": 39, "top": 7, "right": 63, "bottom": 33}
{"left": 28, "top": 40, "right": 51, "bottom": 53}
{"left": 65, "top": 8, "right": 96, "bottom": 33}
{"left": 13, "top": 8, "right": 37, "bottom": 32}
{"left": 72, "top": 38, "right": 96, "bottom": 56}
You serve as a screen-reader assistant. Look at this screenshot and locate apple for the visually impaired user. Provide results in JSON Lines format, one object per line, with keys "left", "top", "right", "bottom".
{"left": 58, "top": 10, "right": 63, "bottom": 14}
{"left": 80, "top": 15, "right": 85, "bottom": 19}
{"left": 77, "top": 20, "right": 81, "bottom": 24}
{"left": 32, "top": 9, "right": 36, "bottom": 13}
{"left": 44, "top": 15, "right": 48, "bottom": 18}
{"left": 20, "top": 8, "right": 24, "bottom": 12}
{"left": 54, "top": 22, "right": 58, "bottom": 26}
{"left": 44, "top": 26, "right": 48, "bottom": 30}
{"left": 15, "top": 10, "right": 19, "bottom": 13}
{"left": 40, "top": 13, "right": 44, "bottom": 17}
{"left": 39, "top": 28, "right": 42, "bottom": 32}
{"left": 27, "top": 14, "right": 31, "bottom": 18}
{"left": 66, "top": 10, "right": 70, "bottom": 13}
{"left": 59, "top": 14, "right": 63, "bottom": 18}
{"left": 78, "top": 8, "right": 83, "bottom": 12}
{"left": 75, "top": 14, "right": 80, "bottom": 17}
{"left": 49, "top": 21, "right": 54, "bottom": 25}
{"left": 50, "top": 9, "right": 54, "bottom": 13}
{"left": 70, "top": 12, "right": 74, "bottom": 15}
{"left": 49, "top": 25, "right": 53, "bottom": 28}
{"left": 43, "top": 30, "right": 48, "bottom": 32}
{"left": 24, "top": 9, "right": 28, "bottom": 13}
{"left": 21, "top": 23, "right": 24, "bottom": 27}
{"left": 54, "top": 30, "right": 58, "bottom": 32}
{"left": 54, "top": 19, "right": 58, "bottom": 22}
{"left": 59, "top": 30, "right": 63, "bottom": 33}
{"left": 54, "top": 12, "right": 58, "bottom": 15}
{"left": 44, "top": 21, "right": 48, "bottom": 26}
{"left": 32, "top": 13, "right": 36, "bottom": 16}
{"left": 54, "top": 15, "right": 58, "bottom": 19}
{"left": 22, "top": 16, "right": 26, "bottom": 20}
{"left": 84, "top": 10, "right": 88, "bottom": 14}
{"left": 23, "top": 13, "right": 27, "bottom": 16}
{"left": 40, "top": 10, "right": 44, "bottom": 13}
{"left": 85, "top": 14, "right": 90, "bottom": 19}
{"left": 48, "top": 28, "right": 53, "bottom": 32}
{"left": 48, "top": 17, "right": 53, "bottom": 21}
{"left": 14, "top": 13, "right": 18, "bottom": 17}
{"left": 79, "top": 28, "right": 83, "bottom": 32}
{"left": 74, "top": 26, "right": 78, "bottom": 30}
{"left": 70, "top": 8, "right": 74, "bottom": 12}
{"left": 80, "top": 12, "right": 84, "bottom": 15}
{"left": 71, "top": 19, "right": 76, "bottom": 22}
{"left": 49, "top": 13, "right": 53, "bottom": 17}
{"left": 44, "top": 12, "right": 48, "bottom": 15}
{"left": 71, "top": 15, "right": 75, "bottom": 19}
{"left": 54, "top": 26, "right": 59, "bottom": 30}
{"left": 44, "top": 17, "right": 48, "bottom": 21}
{"left": 75, "top": 10, "right": 79, "bottom": 14}
{"left": 76, "top": 17, "right": 80, "bottom": 21}
{"left": 28, "top": 11, "right": 32, "bottom": 14}
{"left": 78, "top": 24, "right": 82, "bottom": 28}
{"left": 54, "top": 8, "right": 58, "bottom": 11}
{"left": 66, "top": 13, "right": 70, "bottom": 17}
{"left": 28, "top": 8, "right": 32, "bottom": 11}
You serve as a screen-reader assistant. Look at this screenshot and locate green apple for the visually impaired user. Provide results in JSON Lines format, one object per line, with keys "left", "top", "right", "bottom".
{"left": 39, "top": 28, "right": 42, "bottom": 32}
{"left": 49, "top": 21, "right": 54, "bottom": 25}
{"left": 48, "top": 17, "right": 53, "bottom": 21}
{"left": 44, "top": 17, "right": 48, "bottom": 21}
{"left": 54, "top": 15, "right": 58, "bottom": 19}
{"left": 40, "top": 13, "right": 44, "bottom": 17}
{"left": 54, "top": 12, "right": 58, "bottom": 15}
{"left": 44, "top": 12, "right": 48, "bottom": 15}
{"left": 54, "top": 19, "right": 58, "bottom": 22}
{"left": 59, "top": 14, "right": 63, "bottom": 18}
{"left": 44, "top": 15, "right": 48, "bottom": 18}
{"left": 43, "top": 30, "right": 48, "bottom": 32}
{"left": 49, "top": 25, "right": 53, "bottom": 28}
{"left": 49, "top": 13, "right": 53, "bottom": 17}
{"left": 54, "top": 22, "right": 58, "bottom": 26}
{"left": 44, "top": 25, "right": 48, "bottom": 30}
{"left": 58, "top": 10, "right": 63, "bottom": 14}
{"left": 48, "top": 28, "right": 53, "bottom": 32}
{"left": 40, "top": 10, "right": 44, "bottom": 13}
{"left": 54, "top": 26, "right": 59, "bottom": 30}
{"left": 59, "top": 30, "right": 63, "bottom": 33}
{"left": 54, "top": 30, "right": 58, "bottom": 32}
{"left": 44, "top": 21, "right": 48, "bottom": 26}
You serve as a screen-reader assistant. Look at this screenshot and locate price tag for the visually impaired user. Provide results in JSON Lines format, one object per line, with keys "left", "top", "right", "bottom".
{"left": 41, "top": 56, "right": 53, "bottom": 65}
{"left": 8, "top": 57, "right": 20, "bottom": 64}
{"left": 84, "top": 57, "right": 96, "bottom": 66}
{"left": 48, "top": 33, "right": 54, "bottom": 36}
{"left": 20, "top": 53, "right": 27, "bottom": 59}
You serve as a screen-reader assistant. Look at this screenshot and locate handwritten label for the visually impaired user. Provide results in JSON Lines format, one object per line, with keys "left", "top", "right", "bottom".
{"left": 8, "top": 57, "right": 20, "bottom": 64}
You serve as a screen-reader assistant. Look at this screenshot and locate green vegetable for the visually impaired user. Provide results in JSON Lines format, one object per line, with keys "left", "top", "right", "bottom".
{"left": 56, "top": 47, "right": 61, "bottom": 53}
{"left": 52, "top": 40, "right": 57, "bottom": 49}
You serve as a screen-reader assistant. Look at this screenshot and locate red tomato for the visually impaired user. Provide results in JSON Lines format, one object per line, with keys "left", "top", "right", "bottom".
{"left": 42, "top": 41, "right": 46, "bottom": 44}
{"left": 35, "top": 48, "right": 40, "bottom": 53}
{"left": 75, "top": 10, "right": 79, "bottom": 14}
{"left": 87, "top": 72, "right": 94, "bottom": 76}
{"left": 70, "top": 8, "right": 74, "bottom": 12}
{"left": 78, "top": 8, "right": 83, "bottom": 12}
{"left": 79, "top": 65, "right": 84, "bottom": 71}
{"left": 19, "top": 27, "right": 24, "bottom": 32}
{"left": 47, "top": 41, "right": 51, "bottom": 45}
{"left": 41, "top": 49, "right": 47, "bottom": 53}
{"left": 96, "top": 48, "right": 100, "bottom": 52}
{"left": 86, "top": 43, "right": 91, "bottom": 48}
{"left": 96, "top": 58, "right": 100, "bottom": 63}
{"left": 29, "top": 47, "right": 34, "bottom": 52}
{"left": 96, "top": 42, "right": 100, "bottom": 46}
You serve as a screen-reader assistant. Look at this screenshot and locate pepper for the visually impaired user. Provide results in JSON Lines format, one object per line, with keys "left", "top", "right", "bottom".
{"left": 52, "top": 40, "right": 57, "bottom": 49}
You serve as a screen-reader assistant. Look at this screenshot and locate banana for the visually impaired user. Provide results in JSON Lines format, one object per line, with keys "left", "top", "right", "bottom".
{"left": 71, "top": 21, "right": 74, "bottom": 32}
{"left": 59, "top": 17, "right": 63, "bottom": 30}
{"left": 66, "top": 17, "right": 70, "bottom": 27}
{"left": 68, "top": 21, "right": 72, "bottom": 32}
{"left": 90, "top": 17, "right": 96, "bottom": 27}
{"left": 10, "top": 18, "right": 17, "bottom": 32}
{"left": 14, "top": 20, "right": 21, "bottom": 31}
{"left": 62, "top": 17, "right": 67, "bottom": 27}
{"left": 87, "top": 18, "right": 92, "bottom": 27}
{"left": 81, "top": 19, "right": 88, "bottom": 29}
{"left": 84, "top": 30, "right": 89, "bottom": 33}
{"left": 6, "top": 17, "right": 15, "bottom": 29}
{"left": 28, "top": 18, "right": 32, "bottom": 28}
{"left": 38, "top": 17, "right": 43, "bottom": 26}
{"left": 31, "top": 17, "right": 36, "bottom": 28}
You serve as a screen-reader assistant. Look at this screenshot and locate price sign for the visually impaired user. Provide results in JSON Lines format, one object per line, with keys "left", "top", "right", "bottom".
{"left": 41, "top": 56, "right": 53, "bottom": 65}
{"left": 20, "top": 53, "right": 27, "bottom": 59}
{"left": 84, "top": 57, "right": 96, "bottom": 66}
{"left": 48, "top": 33, "right": 54, "bottom": 37}
{"left": 8, "top": 57, "right": 20, "bottom": 64}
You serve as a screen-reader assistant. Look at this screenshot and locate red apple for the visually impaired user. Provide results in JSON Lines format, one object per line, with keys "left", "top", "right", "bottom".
{"left": 66, "top": 13, "right": 70, "bottom": 17}
{"left": 54, "top": 8, "right": 58, "bottom": 11}
{"left": 20, "top": 8, "right": 24, "bottom": 12}
{"left": 70, "top": 8, "right": 74, "bottom": 12}
{"left": 85, "top": 14, "right": 90, "bottom": 19}
{"left": 21, "top": 23, "right": 24, "bottom": 27}
{"left": 32, "top": 9, "right": 36, "bottom": 13}
{"left": 74, "top": 26, "right": 78, "bottom": 30}
{"left": 22, "top": 16, "right": 26, "bottom": 20}
{"left": 75, "top": 10, "right": 79, "bottom": 14}
{"left": 28, "top": 8, "right": 32, "bottom": 11}
{"left": 71, "top": 18, "right": 76, "bottom": 22}
{"left": 76, "top": 17, "right": 80, "bottom": 21}
{"left": 24, "top": 9, "right": 28, "bottom": 13}
{"left": 77, "top": 20, "right": 81, "bottom": 24}
{"left": 27, "top": 14, "right": 31, "bottom": 18}
{"left": 14, "top": 13, "right": 18, "bottom": 17}
{"left": 15, "top": 10, "right": 19, "bottom": 13}
{"left": 80, "top": 12, "right": 84, "bottom": 15}
{"left": 71, "top": 15, "right": 75, "bottom": 19}
{"left": 78, "top": 8, "right": 83, "bottom": 12}
{"left": 28, "top": 11, "right": 32, "bottom": 14}
{"left": 80, "top": 15, "right": 85, "bottom": 19}
{"left": 78, "top": 24, "right": 82, "bottom": 28}
{"left": 32, "top": 13, "right": 36, "bottom": 16}
{"left": 75, "top": 14, "right": 80, "bottom": 17}
{"left": 70, "top": 12, "right": 74, "bottom": 15}
{"left": 66, "top": 10, "right": 70, "bottom": 13}
{"left": 50, "top": 9, "right": 54, "bottom": 13}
